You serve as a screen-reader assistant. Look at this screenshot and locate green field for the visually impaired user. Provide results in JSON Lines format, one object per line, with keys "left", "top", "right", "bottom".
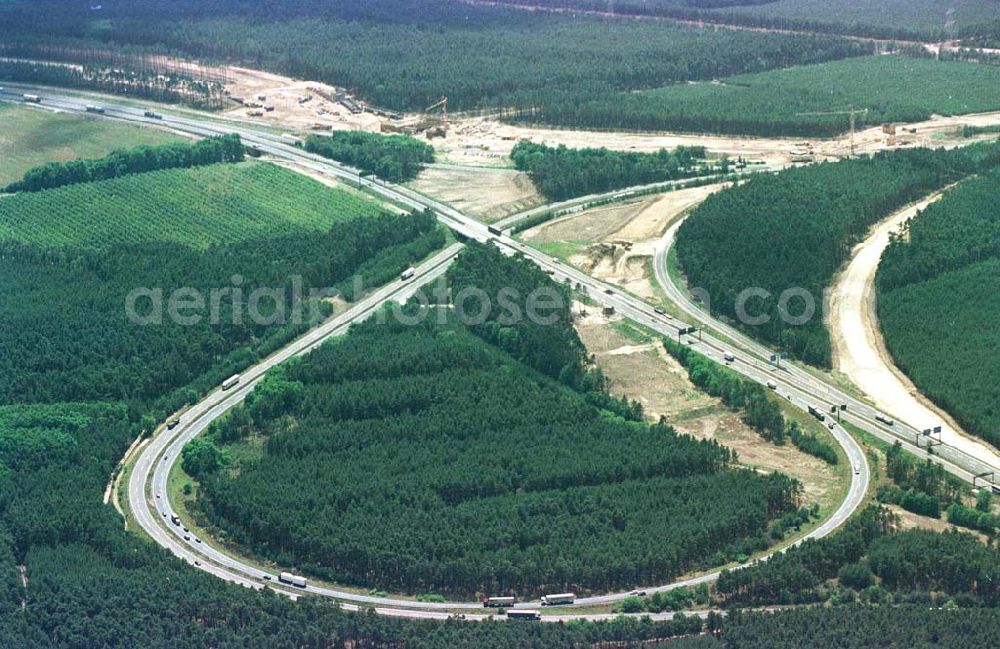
{"left": 551, "top": 56, "right": 1000, "bottom": 137}
{"left": 0, "top": 161, "right": 384, "bottom": 248}
{"left": 0, "top": 102, "right": 180, "bottom": 186}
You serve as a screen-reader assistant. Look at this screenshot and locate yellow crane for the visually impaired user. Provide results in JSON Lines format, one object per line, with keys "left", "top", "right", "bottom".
{"left": 796, "top": 107, "right": 870, "bottom": 157}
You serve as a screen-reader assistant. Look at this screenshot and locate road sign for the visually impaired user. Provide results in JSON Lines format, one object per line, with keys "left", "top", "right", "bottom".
{"left": 933, "top": 426, "right": 942, "bottom": 434}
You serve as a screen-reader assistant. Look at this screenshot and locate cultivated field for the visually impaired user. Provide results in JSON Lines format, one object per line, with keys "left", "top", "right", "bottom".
{"left": 0, "top": 161, "right": 385, "bottom": 248}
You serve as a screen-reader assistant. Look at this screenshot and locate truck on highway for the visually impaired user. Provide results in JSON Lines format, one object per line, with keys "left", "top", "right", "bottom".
{"left": 170, "top": 514, "right": 181, "bottom": 526}
{"left": 400, "top": 267, "right": 415, "bottom": 281}
{"left": 221, "top": 375, "right": 241, "bottom": 391}
{"left": 807, "top": 405, "right": 826, "bottom": 422}
{"left": 654, "top": 307, "right": 666, "bottom": 315}
{"left": 540, "top": 592, "right": 575, "bottom": 606}
{"left": 766, "top": 381, "right": 777, "bottom": 390}
{"left": 483, "top": 596, "right": 516, "bottom": 608}
{"left": 143, "top": 110, "right": 163, "bottom": 119}
{"left": 487, "top": 225, "right": 503, "bottom": 236}
{"left": 278, "top": 572, "right": 308, "bottom": 588}
{"left": 166, "top": 418, "right": 181, "bottom": 430}
{"left": 875, "top": 414, "right": 895, "bottom": 426}
{"left": 22, "top": 94, "right": 41, "bottom": 103}
{"left": 723, "top": 352, "right": 735, "bottom": 363}
{"left": 85, "top": 105, "right": 105, "bottom": 114}
{"left": 507, "top": 610, "right": 540, "bottom": 620}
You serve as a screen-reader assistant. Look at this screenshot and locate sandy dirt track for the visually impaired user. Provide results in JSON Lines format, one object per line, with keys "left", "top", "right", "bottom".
{"left": 828, "top": 191, "right": 1000, "bottom": 467}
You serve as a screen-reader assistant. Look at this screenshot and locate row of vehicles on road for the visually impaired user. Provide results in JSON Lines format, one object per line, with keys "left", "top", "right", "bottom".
{"left": 482, "top": 592, "right": 576, "bottom": 608}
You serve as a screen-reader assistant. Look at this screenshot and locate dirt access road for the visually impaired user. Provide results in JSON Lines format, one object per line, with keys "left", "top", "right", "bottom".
{"left": 827, "top": 190, "right": 1000, "bottom": 466}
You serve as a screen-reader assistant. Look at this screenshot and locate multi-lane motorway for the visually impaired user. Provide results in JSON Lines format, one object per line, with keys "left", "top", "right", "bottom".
{"left": 1, "top": 83, "right": 990, "bottom": 620}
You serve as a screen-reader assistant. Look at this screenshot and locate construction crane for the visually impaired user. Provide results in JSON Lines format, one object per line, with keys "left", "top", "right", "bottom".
{"left": 425, "top": 96, "right": 448, "bottom": 119}
{"left": 422, "top": 96, "right": 448, "bottom": 138}
{"left": 796, "top": 107, "right": 870, "bottom": 157}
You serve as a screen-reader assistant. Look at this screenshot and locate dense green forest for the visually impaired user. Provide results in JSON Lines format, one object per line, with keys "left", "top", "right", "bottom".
{"left": 511, "top": 141, "right": 710, "bottom": 201}
{"left": 488, "top": 0, "right": 1000, "bottom": 40}
{"left": 192, "top": 244, "right": 800, "bottom": 597}
{"left": 676, "top": 143, "right": 1000, "bottom": 366}
{"left": 4, "top": 134, "right": 244, "bottom": 193}
{"left": 304, "top": 132, "right": 434, "bottom": 183}
{"left": 663, "top": 339, "right": 838, "bottom": 464}
{"left": 877, "top": 170, "right": 1000, "bottom": 448}
{"left": 532, "top": 56, "right": 1000, "bottom": 137}
{"left": 1, "top": 1, "right": 871, "bottom": 128}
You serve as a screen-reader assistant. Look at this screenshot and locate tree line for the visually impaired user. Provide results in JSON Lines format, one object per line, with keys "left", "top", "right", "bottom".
{"left": 5, "top": 134, "right": 245, "bottom": 193}
{"left": 304, "top": 132, "right": 434, "bottom": 183}
{"left": 663, "top": 338, "right": 838, "bottom": 465}
{"left": 511, "top": 141, "right": 711, "bottom": 201}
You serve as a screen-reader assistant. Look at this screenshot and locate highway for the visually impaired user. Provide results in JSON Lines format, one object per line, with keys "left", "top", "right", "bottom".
{"left": 1, "top": 82, "right": 959, "bottom": 620}
{"left": 654, "top": 217, "right": 1000, "bottom": 484}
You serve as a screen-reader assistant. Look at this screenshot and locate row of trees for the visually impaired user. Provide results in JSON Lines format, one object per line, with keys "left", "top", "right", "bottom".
{"left": 5, "top": 134, "right": 245, "bottom": 193}
{"left": 0, "top": 58, "right": 226, "bottom": 109}
{"left": 663, "top": 338, "right": 838, "bottom": 464}
{"left": 676, "top": 143, "right": 1000, "bottom": 366}
{"left": 511, "top": 141, "right": 711, "bottom": 201}
{"left": 304, "top": 132, "right": 434, "bottom": 183}
{"left": 877, "top": 169, "right": 1000, "bottom": 447}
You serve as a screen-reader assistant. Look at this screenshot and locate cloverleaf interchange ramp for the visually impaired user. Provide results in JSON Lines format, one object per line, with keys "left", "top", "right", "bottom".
{"left": 0, "top": 83, "right": 987, "bottom": 619}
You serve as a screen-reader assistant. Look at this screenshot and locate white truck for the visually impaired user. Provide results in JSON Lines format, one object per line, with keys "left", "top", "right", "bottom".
{"left": 22, "top": 94, "right": 41, "bottom": 103}
{"left": 221, "top": 375, "right": 241, "bottom": 391}
{"left": 506, "top": 610, "right": 540, "bottom": 620}
{"left": 540, "top": 592, "right": 575, "bottom": 606}
{"left": 400, "top": 267, "right": 415, "bottom": 281}
{"left": 482, "top": 596, "right": 516, "bottom": 608}
{"left": 278, "top": 572, "right": 308, "bottom": 588}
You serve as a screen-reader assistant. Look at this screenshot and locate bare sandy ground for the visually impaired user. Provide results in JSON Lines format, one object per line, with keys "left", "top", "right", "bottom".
{"left": 575, "top": 319, "right": 841, "bottom": 506}
{"left": 408, "top": 166, "right": 543, "bottom": 222}
{"left": 828, "top": 191, "right": 1000, "bottom": 468}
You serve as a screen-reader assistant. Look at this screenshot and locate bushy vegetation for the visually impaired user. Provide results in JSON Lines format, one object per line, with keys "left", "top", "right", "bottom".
{"left": 193, "top": 244, "right": 801, "bottom": 597}
{"left": 5, "top": 134, "right": 244, "bottom": 193}
{"left": 877, "top": 171, "right": 1000, "bottom": 447}
{"left": 303, "top": 131, "right": 434, "bottom": 183}
{"left": 511, "top": 141, "right": 710, "bottom": 201}
{"left": 676, "top": 144, "right": 1000, "bottom": 366}
{"left": 0, "top": 162, "right": 385, "bottom": 249}
{"left": 717, "top": 504, "right": 1000, "bottom": 608}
